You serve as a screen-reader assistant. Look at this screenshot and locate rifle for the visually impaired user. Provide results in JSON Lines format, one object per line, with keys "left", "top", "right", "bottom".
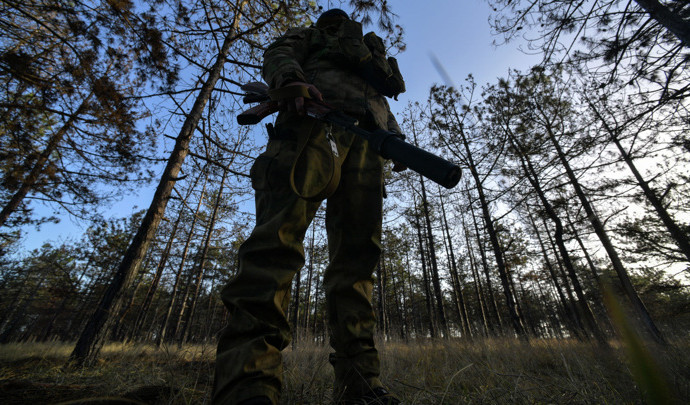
{"left": 237, "top": 82, "right": 461, "bottom": 189}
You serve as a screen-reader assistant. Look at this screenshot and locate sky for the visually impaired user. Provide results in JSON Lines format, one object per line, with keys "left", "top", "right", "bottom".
{"left": 18, "top": 0, "right": 541, "bottom": 252}
{"left": 392, "top": 0, "right": 540, "bottom": 107}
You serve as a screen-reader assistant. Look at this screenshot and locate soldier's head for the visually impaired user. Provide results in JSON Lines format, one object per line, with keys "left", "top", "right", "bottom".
{"left": 316, "top": 8, "right": 350, "bottom": 28}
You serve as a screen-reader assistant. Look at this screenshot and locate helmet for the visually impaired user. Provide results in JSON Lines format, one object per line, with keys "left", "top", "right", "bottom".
{"left": 316, "top": 8, "right": 350, "bottom": 28}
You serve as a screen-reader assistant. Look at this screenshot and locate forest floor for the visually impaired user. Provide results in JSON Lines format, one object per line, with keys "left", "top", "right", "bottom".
{"left": 0, "top": 337, "right": 689, "bottom": 404}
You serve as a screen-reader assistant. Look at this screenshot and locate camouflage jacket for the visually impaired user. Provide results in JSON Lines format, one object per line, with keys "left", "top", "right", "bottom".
{"left": 262, "top": 20, "right": 402, "bottom": 133}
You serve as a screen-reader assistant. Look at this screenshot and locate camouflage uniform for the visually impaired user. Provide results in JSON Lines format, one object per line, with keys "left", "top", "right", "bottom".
{"left": 214, "top": 17, "right": 402, "bottom": 405}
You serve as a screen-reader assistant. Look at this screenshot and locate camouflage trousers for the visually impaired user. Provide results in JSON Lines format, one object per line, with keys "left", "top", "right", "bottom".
{"left": 213, "top": 111, "right": 385, "bottom": 405}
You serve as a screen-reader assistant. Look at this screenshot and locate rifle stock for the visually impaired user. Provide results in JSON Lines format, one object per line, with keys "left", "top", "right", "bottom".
{"left": 237, "top": 101, "right": 278, "bottom": 125}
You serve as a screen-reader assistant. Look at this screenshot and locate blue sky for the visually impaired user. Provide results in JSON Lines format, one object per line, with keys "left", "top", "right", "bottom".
{"left": 19, "top": 0, "right": 540, "bottom": 252}
{"left": 390, "top": 0, "right": 539, "bottom": 108}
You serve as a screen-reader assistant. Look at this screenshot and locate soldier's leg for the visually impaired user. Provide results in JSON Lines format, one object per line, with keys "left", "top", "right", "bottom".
{"left": 213, "top": 116, "right": 324, "bottom": 404}
{"left": 323, "top": 128, "right": 385, "bottom": 401}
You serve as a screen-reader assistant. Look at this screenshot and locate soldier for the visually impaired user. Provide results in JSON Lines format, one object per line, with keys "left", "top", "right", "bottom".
{"left": 214, "top": 8, "right": 405, "bottom": 405}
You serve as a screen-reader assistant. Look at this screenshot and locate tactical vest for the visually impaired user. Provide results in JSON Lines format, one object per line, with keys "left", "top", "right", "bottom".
{"left": 307, "top": 20, "right": 405, "bottom": 99}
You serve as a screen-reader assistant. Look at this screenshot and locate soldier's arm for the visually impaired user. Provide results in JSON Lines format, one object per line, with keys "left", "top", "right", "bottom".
{"left": 262, "top": 27, "right": 312, "bottom": 89}
{"left": 381, "top": 99, "right": 408, "bottom": 172}
{"left": 262, "top": 28, "right": 323, "bottom": 114}
{"left": 383, "top": 98, "right": 403, "bottom": 135}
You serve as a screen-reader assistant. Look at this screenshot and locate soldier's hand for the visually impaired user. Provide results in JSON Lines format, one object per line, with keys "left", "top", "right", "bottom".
{"left": 280, "top": 81, "right": 323, "bottom": 115}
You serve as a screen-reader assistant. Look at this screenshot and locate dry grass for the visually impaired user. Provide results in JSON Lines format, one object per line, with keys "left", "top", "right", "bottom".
{"left": 284, "top": 337, "right": 689, "bottom": 404}
{"left": 1, "top": 337, "right": 688, "bottom": 404}
{"left": 0, "top": 342, "right": 215, "bottom": 404}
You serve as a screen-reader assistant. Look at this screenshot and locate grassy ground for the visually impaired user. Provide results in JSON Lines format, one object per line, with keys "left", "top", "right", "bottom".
{"left": 1, "top": 337, "right": 688, "bottom": 404}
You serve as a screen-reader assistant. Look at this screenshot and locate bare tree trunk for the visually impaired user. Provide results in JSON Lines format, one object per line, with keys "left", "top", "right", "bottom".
{"left": 179, "top": 264, "right": 208, "bottom": 346}
{"left": 112, "top": 264, "right": 150, "bottom": 342}
{"left": 0, "top": 277, "right": 44, "bottom": 343}
{"left": 466, "top": 187, "right": 504, "bottom": 334}
{"left": 464, "top": 220, "right": 489, "bottom": 337}
{"left": 418, "top": 173, "right": 449, "bottom": 338}
{"left": 204, "top": 274, "right": 219, "bottom": 343}
{"left": 439, "top": 190, "right": 471, "bottom": 338}
{"left": 69, "top": 266, "right": 111, "bottom": 341}
{"left": 403, "top": 255, "right": 421, "bottom": 339}
{"left": 564, "top": 210, "right": 601, "bottom": 284}
{"left": 180, "top": 168, "right": 228, "bottom": 345}
{"left": 413, "top": 197, "right": 436, "bottom": 338}
{"left": 0, "top": 270, "right": 34, "bottom": 336}
{"left": 633, "top": 0, "right": 690, "bottom": 47}
{"left": 302, "top": 226, "right": 316, "bottom": 333}
{"left": 590, "top": 103, "right": 690, "bottom": 263}
{"left": 376, "top": 257, "right": 388, "bottom": 338}
{"left": 457, "top": 126, "right": 525, "bottom": 338}
{"left": 515, "top": 275, "right": 537, "bottom": 336}
{"left": 408, "top": 116, "right": 449, "bottom": 337}
{"left": 546, "top": 126, "right": 665, "bottom": 344}
{"left": 130, "top": 173, "right": 204, "bottom": 342}
{"left": 508, "top": 131, "right": 606, "bottom": 343}
{"left": 526, "top": 210, "right": 585, "bottom": 340}
{"left": 542, "top": 215, "right": 588, "bottom": 334}
{"left": 129, "top": 213, "right": 182, "bottom": 342}
{"left": 311, "top": 269, "right": 321, "bottom": 339}
{"left": 503, "top": 256, "right": 530, "bottom": 336}
{"left": 534, "top": 276, "right": 562, "bottom": 338}
{"left": 159, "top": 176, "right": 208, "bottom": 346}
{"left": 388, "top": 258, "right": 404, "bottom": 339}
{"left": 397, "top": 257, "right": 411, "bottom": 341}
{"left": 385, "top": 256, "right": 397, "bottom": 337}
{"left": 291, "top": 265, "right": 302, "bottom": 341}
{"left": 564, "top": 207, "right": 614, "bottom": 334}
{"left": 41, "top": 253, "right": 94, "bottom": 341}
{"left": 67, "top": 4, "right": 247, "bottom": 366}
{"left": 41, "top": 294, "right": 72, "bottom": 342}
{"left": 457, "top": 201, "right": 490, "bottom": 337}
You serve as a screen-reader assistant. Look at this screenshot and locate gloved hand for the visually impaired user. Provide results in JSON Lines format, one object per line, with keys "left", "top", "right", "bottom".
{"left": 279, "top": 81, "right": 323, "bottom": 115}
